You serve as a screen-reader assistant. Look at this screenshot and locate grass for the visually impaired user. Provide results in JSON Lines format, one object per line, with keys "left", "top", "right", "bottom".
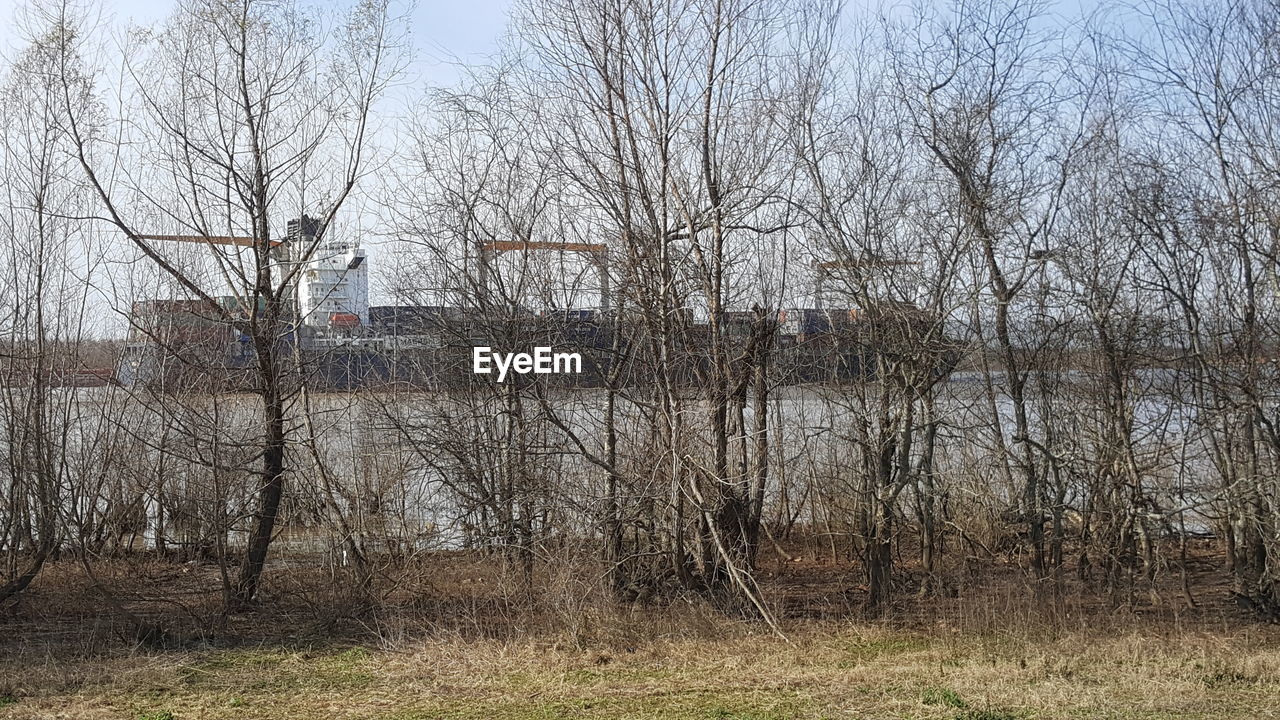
{"left": 1, "top": 622, "right": 1278, "bottom": 720}
{"left": 921, "top": 686, "right": 968, "bottom": 709}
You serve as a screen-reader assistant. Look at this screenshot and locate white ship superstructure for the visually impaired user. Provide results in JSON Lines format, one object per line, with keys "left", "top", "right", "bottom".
{"left": 292, "top": 217, "right": 369, "bottom": 329}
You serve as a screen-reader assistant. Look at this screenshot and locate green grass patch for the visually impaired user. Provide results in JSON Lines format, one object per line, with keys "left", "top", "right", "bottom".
{"left": 954, "top": 711, "right": 1020, "bottom": 720}
{"left": 921, "top": 686, "right": 968, "bottom": 709}
{"left": 834, "top": 633, "right": 933, "bottom": 669}
{"left": 1201, "top": 663, "right": 1260, "bottom": 689}
{"left": 176, "top": 647, "right": 376, "bottom": 694}
{"left": 392, "top": 688, "right": 806, "bottom": 720}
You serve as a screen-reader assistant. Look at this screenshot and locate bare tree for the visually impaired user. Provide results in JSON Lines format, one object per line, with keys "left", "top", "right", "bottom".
{"left": 50, "top": 0, "right": 403, "bottom": 607}
{"left": 889, "top": 0, "right": 1090, "bottom": 582}
{"left": 0, "top": 6, "right": 102, "bottom": 606}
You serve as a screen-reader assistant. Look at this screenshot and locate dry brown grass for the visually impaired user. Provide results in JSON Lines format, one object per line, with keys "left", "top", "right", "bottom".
{"left": 2, "top": 614, "right": 1278, "bottom": 719}
{"left": 1, "top": 542, "right": 1275, "bottom": 719}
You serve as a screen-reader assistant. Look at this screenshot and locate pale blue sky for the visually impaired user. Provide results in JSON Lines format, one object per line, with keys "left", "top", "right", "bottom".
{"left": 1, "top": 0, "right": 1123, "bottom": 88}
{"left": 1, "top": 0, "right": 515, "bottom": 85}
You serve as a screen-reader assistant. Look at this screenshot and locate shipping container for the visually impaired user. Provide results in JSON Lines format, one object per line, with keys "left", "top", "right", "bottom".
{"left": 329, "top": 312, "right": 361, "bottom": 328}
{"left": 780, "top": 308, "right": 833, "bottom": 336}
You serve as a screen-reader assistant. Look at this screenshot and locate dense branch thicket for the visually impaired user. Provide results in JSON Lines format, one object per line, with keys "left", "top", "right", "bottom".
{"left": 2, "top": 0, "right": 1279, "bottom": 637}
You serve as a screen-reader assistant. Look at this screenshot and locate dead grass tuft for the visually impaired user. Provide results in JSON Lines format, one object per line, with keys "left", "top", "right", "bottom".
{"left": 2, "top": 617, "right": 1275, "bottom": 719}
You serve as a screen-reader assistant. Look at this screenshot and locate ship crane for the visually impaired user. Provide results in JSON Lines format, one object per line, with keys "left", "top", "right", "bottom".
{"left": 135, "top": 219, "right": 366, "bottom": 331}
{"left": 813, "top": 257, "right": 917, "bottom": 310}
{"left": 130, "top": 232, "right": 294, "bottom": 316}
{"left": 478, "top": 240, "right": 611, "bottom": 311}
{"left": 135, "top": 233, "right": 282, "bottom": 248}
